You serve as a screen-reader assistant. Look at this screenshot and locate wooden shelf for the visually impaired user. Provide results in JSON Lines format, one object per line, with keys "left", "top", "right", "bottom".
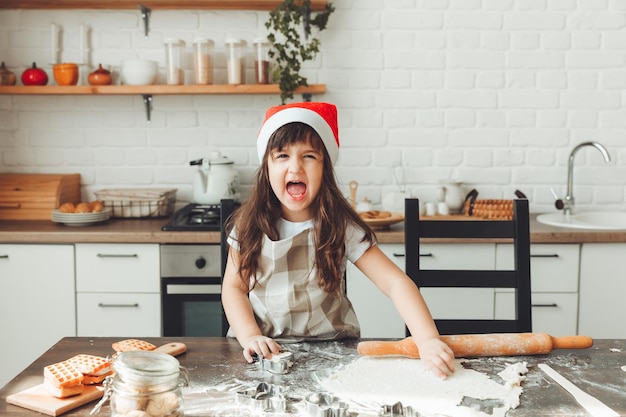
{"left": 0, "top": 0, "right": 327, "bottom": 10}
{"left": 0, "top": 84, "right": 326, "bottom": 96}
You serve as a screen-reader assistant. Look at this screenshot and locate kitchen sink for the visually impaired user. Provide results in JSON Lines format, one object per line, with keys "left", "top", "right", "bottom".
{"left": 536, "top": 211, "right": 626, "bottom": 230}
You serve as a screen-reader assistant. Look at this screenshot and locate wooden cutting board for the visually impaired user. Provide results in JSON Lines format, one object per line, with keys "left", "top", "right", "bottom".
{"left": 6, "top": 384, "right": 104, "bottom": 416}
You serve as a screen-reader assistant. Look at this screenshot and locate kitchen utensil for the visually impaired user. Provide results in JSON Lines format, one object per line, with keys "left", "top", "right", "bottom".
{"left": 87, "top": 64, "right": 112, "bottom": 86}
{"left": 349, "top": 180, "right": 358, "bottom": 208}
{"left": 53, "top": 63, "right": 79, "bottom": 86}
{"left": 305, "top": 392, "right": 349, "bottom": 417}
{"left": 154, "top": 341, "right": 188, "bottom": 356}
{"left": 357, "top": 333, "right": 593, "bottom": 358}
{"left": 121, "top": 59, "right": 157, "bottom": 85}
{"left": 237, "top": 382, "right": 286, "bottom": 412}
{"left": 190, "top": 152, "right": 240, "bottom": 205}
{"left": 259, "top": 351, "right": 293, "bottom": 374}
{"left": 538, "top": 364, "right": 619, "bottom": 417}
{"left": 51, "top": 208, "right": 111, "bottom": 226}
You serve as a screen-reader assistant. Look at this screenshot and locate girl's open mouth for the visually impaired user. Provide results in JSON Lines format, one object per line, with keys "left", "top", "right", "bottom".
{"left": 286, "top": 181, "right": 307, "bottom": 199}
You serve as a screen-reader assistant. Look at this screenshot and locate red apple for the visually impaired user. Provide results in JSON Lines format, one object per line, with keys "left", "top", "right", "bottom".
{"left": 21, "top": 62, "right": 48, "bottom": 86}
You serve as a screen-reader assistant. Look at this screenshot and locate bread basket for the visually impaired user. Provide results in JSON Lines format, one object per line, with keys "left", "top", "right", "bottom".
{"left": 94, "top": 188, "right": 177, "bottom": 218}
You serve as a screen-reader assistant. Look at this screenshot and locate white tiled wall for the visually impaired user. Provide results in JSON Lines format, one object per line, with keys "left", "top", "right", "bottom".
{"left": 1, "top": 1, "right": 625, "bottom": 213}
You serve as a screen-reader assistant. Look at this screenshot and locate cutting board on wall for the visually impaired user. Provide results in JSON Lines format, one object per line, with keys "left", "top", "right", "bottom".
{"left": 6, "top": 383, "right": 104, "bottom": 416}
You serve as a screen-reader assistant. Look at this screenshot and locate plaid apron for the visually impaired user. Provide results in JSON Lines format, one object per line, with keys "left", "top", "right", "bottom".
{"left": 248, "top": 226, "right": 360, "bottom": 341}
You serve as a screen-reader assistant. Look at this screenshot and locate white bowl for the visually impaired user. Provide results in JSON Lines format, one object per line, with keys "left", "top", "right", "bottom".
{"left": 121, "top": 60, "right": 158, "bottom": 85}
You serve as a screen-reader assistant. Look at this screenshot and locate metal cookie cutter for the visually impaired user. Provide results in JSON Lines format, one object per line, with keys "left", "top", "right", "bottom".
{"left": 305, "top": 392, "right": 349, "bottom": 417}
{"left": 236, "top": 382, "right": 287, "bottom": 412}
{"left": 259, "top": 350, "right": 294, "bottom": 374}
{"left": 380, "top": 402, "right": 420, "bottom": 417}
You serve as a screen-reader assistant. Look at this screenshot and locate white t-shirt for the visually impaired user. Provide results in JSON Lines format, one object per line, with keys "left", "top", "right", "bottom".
{"left": 228, "top": 218, "right": 373, "bottom": 264}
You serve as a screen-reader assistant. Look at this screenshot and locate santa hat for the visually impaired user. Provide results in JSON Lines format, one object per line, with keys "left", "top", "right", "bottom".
{"left": 256, "top": 102, "right": 340, "bottom": 164}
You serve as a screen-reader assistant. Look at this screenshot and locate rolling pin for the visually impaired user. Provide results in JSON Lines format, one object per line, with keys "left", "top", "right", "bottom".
{"left": 357, "top": 333, "right": 593, "bottom": 358}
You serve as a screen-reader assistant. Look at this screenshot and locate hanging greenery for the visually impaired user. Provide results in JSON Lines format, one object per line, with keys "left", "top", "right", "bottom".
{"left": 265, "top": 0, "right": 335, "bottom": 104}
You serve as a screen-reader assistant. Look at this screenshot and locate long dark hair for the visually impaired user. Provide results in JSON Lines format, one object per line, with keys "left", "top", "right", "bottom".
{"left": 228, "top": 122, "right": 375, "bottom": 293}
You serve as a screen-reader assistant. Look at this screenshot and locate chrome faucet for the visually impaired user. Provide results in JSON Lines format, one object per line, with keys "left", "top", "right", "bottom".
{"left": 558, "top": 141, "right": 611, "bottom": 216}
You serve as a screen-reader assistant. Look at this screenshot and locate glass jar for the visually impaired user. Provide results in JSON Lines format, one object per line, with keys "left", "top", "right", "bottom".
{"left": 92, "top": 351, "right": 189, "bottom": 417}
{"left": 252, "top": 37, "right": 270, "bottom": 84}
{"left": 164, "top": 38, "right": 184, "bottom": 85}
{"left": 225, "top": 38, "right": 246, "bottom": 85}
{"left": 193, "top": 38, "right": 213, "bottom": 85}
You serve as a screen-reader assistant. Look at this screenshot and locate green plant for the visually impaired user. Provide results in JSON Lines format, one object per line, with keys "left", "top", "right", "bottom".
{"left": 265, "top": 0, "right": 335, "bottom": 104}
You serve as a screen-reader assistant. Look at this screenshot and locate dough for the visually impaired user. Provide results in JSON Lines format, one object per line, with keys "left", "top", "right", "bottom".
{"left": 320, "top": 357, "right": 527, "bottom": 417}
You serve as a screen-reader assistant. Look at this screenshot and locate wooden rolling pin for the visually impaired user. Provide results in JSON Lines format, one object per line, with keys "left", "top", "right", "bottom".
{"left": 357, "top": 333, "right": 593, "bottom": 358}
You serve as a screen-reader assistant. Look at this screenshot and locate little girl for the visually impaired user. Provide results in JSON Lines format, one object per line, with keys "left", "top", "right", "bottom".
{"left": 222, "top": 102, "right": 455, "bottom": 378}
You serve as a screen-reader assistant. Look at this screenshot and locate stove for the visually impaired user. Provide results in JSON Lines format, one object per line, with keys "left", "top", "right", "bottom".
{"left": 162, "top": 203, "right": 223, "bottom": 231}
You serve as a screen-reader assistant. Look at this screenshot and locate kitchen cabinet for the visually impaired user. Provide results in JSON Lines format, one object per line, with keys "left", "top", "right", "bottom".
{"left": 75, "top": 243, "right": 161, "bottom": 337}
{"left": 579, "top": 243, "right": 626, "bottom": 338}
{"left": 0, "top": 244, "right": 75, "bottom": 388}
{"left": 495, "top": 244, "right": 580, "bottom": 335}
{"left": 347, "top": 243, "right": 496, "bottom": 338}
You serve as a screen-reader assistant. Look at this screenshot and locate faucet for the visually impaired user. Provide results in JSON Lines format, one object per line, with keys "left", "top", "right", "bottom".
{"left": 557, "top": 141, "right": 611, "bottom": 216}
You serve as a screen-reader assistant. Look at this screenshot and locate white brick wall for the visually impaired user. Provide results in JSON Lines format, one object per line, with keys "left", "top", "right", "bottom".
{"left": 1, "top": 1, "right": 625, "bottom": 213}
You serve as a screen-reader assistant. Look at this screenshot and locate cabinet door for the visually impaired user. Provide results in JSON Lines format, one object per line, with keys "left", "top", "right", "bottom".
{"left": 77, "top": 293, "right": 160, "bottom": 337}
{"left": 495, "top": 244, "right": 580, "bottom": 335}
{"left": 579, "top": 243, "right": 626, "bottom": 338}
{"left": 76, "top": 243, "right": 159, "bottom": 292}
{"left": 346, "top": 244, "right": 405, "bottom": 338}
{"left": 0, "top": 244, "right": 75, "bottom": 387}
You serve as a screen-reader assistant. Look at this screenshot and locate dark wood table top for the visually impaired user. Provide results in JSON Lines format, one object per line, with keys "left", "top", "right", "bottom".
{"left": 1, "top": 337, "right": 624, "bottom": 416}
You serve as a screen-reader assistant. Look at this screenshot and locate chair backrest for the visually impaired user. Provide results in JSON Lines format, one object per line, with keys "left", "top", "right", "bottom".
{"left": 404, "top": 198, "right": 532, "bottom": 335}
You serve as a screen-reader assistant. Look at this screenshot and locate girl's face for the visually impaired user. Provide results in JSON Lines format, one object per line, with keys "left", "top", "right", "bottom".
{"left": 267, "top": 137, "right": 324, "bottom": 222}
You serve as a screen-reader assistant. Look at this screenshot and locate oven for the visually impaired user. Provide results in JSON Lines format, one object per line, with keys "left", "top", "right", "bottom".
{"left": 160, "top": 199, "right": 236, "bottom": 337}
{"left": 161, "top": 244, "right": 226, "bottom": 336}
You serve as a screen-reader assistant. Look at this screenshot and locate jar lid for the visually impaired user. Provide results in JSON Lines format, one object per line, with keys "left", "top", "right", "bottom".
{"left": 114, "top": 351, "right": 180, "bottom": 383}
{"left": 253, "top": 37, "right": 270, "bottom": 45}
{"left": 225, "top": 38, "right": 246, "bottom": 46}
{"left": 193, "top": 38, "right": 214, "bottom": 46}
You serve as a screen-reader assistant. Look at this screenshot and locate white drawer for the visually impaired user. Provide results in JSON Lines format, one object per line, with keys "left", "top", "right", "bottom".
{"left": 76, "top": 243, "right": 159, "bottom": 293}
{"left": 77, "top": 292, "right": 161, "bottom": 337}
{"left": 495, "top": 292, "right": 578, "bottom": 335}
{"left": 421, "top": 243, "right": 496, "bottom": 270}
{"left": 496, "top": 243, "right": 579, "bottom": 292}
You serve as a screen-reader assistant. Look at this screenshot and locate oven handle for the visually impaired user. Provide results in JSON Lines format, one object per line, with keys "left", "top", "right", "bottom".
{"left": 166, "top": 284, "right": 221, "bottom": 295}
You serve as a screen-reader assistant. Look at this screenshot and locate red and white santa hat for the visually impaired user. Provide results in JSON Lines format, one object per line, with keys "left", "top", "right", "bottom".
{"left": 256, "top": 101, "right": 340, "bottom": 164}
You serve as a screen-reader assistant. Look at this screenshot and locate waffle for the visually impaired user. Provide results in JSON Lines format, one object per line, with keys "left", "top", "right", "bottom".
{"left": 112, "top": 339, "right": 157, "bottom": 353}
{"left": 43, "top": 361, "right": 84, "bottom": 388}
{"left": 67, "top": 354, "right": 111, "bottom": 376}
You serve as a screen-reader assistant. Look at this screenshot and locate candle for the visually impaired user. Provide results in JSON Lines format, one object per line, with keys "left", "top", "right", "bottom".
{"left": 50, "top": 23, "right": 59, "bottom": 64}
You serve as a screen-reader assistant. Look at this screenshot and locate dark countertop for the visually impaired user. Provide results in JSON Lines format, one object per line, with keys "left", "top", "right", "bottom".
{"left": 1, "top": 337, "right": 624, "bottom": 417}
{"left": 3, "top": 214, "right": 626, "bottom": 244}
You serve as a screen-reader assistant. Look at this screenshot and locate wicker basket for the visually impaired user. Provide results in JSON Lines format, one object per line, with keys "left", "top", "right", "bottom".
{"left": 94, "top": 188, "right": 177, "bottom": 218}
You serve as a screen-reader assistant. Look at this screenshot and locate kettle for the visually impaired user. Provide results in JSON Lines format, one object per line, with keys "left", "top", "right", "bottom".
{"left": 191, "top": 152, "right": 240, "bottom": 205}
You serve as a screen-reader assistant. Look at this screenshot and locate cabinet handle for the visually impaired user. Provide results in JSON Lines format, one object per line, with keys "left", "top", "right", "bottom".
{"left": 530, "top": 254, "right": 559, "bottom": 258}
{"left": 98, "top": 303, "right": 140, "bottom": 308}
{"left": 0, "top": 254, "right": 8, "bottom": 259}
{"left": 392, "top": 253, "right": 405, "bottom": 258}
{"left": 419, "top": 253, "right": 434, "bottom": 257}
{"left": 532, "top": 303, "right": 558, "bottom": 308}
{"left": 96, "top": 253, "right": 139, "bottom": 258}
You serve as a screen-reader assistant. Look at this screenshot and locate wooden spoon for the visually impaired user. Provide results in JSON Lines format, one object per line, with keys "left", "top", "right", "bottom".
{"left": 349, "top": 180, "right": 358, "bottom": 209}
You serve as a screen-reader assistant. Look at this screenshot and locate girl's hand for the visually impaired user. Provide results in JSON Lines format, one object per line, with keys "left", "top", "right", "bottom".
{"left": 241, "top": 335, "right": 282, "bottom": 363}
{"left": 415, "top": 337, "right": 456, "bottom": 379}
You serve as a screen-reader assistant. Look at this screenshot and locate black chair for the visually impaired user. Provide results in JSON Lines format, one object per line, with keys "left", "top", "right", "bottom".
{"left": 404, "top": 198, "right": 532, "bottom": 335}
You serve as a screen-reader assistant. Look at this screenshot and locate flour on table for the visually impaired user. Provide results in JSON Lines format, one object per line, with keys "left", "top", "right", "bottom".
{"left": 320, "top": 357, "right": 528, "bottom": 417}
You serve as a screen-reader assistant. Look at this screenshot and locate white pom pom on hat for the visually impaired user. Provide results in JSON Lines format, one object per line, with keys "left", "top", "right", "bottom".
{"left": 256, "top": 101, "right": 340, "bottom": 164}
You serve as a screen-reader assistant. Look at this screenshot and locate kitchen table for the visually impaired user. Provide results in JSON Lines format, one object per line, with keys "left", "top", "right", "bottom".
{"left": 0, "top": 337, "right": 624, "bottom": 417}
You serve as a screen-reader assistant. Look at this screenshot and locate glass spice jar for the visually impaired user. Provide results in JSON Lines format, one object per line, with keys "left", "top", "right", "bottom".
{"left": 91, "top": 351, "right": 189, "bottom": 417}
{"left": 252, "top": 37, "right": 270, "bottom": 84}
{"left": 225, "top": 38, "right": 246, "bottom": 85}
{"left": 193, "top": 38, "right": 214, "bottom": 85}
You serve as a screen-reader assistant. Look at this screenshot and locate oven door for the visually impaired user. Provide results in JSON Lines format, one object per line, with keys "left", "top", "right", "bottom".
{"left": 161, "top": 277, "right": 226, "bottom": 337}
